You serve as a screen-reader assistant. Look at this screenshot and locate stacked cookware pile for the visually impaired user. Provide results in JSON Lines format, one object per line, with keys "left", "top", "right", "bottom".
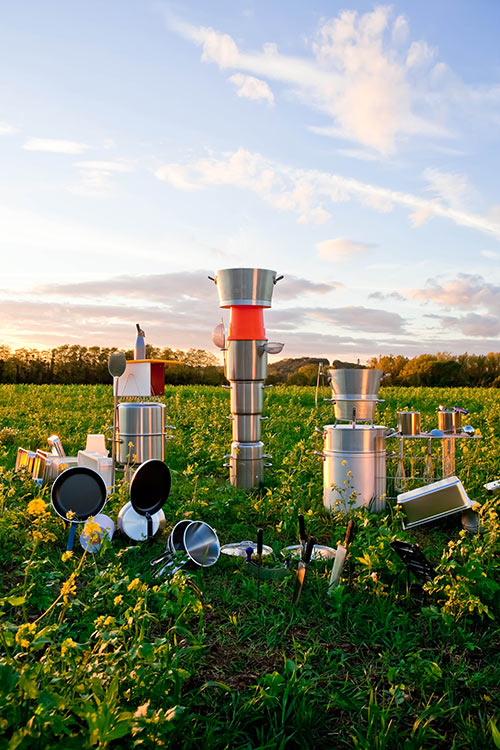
{"left": 211, "top": 268, "right": 283, "bottom": 490}
{"left": 316, "top": 369, "right": 391, "bottom": 513}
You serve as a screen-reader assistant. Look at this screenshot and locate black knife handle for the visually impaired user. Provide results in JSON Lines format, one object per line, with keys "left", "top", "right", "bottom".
{"left": 257, "top": 528, "right": 263, "bottom": 558}
{"left": 344, "top": 520, "right": 354, "bottom": 549}
{"left": 304, "top": 536, "right": 316, "bottom": 564}
{"left": 298, "top": 514, "right": 306, "bottom": 542}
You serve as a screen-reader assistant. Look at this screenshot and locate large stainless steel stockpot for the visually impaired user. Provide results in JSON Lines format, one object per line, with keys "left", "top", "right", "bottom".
{"left": 226, "top": 457, "right": 266, "bottom": 489}
{"left": 328, "top": 368, "right": 383, "bottom": 397}
{"left": 225, "top": 340, "right": 267, "bottom": 381}
{"left": 397, "top": 411, "right": 421, "bottom": 435}
{"left": 316, "top": 424, "right": 387, "bottom": 512}
{"left": 226, "top": 381, "right": 268, "bottom": 414}
{"left": 213, "top": 268, "right": 280, "bottom": 308}
{"left": 229, "top": 414, "right": 266, "bottom": 443}
{"left": 230, "top": 441, "right": 264, "bottom": 460}
{"left": 117, "top": 402, "right": 167, "bottom": 464}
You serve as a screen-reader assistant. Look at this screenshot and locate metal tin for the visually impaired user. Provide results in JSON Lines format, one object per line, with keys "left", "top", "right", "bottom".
{"left": 328, "top": 369, "right": 383, "bottom": 397}
{"left": 230, "top": 414, "right": 264, "bottom": 442}
{"left": 438, "top": 410, "right": 461, "bottom": 433}
{"left": 214, "top": 267, "right": 278, "bottom": 308}
{"left": 117, "top": 402, "right": 166, "bottom": 464}
{"left": 225, "top": 340, "right": 267, "bottom": 381}
{"left": 397, "top": 411, "right": 421, "bottom": 435}
{"left": 228, "top": 381, "right": 265, "bottom": 414}
{"left": 117, "top": 501, "right": 166, "bottom": 541}
{"left": 397, "top": 476, "right": 473, "bottom": 529}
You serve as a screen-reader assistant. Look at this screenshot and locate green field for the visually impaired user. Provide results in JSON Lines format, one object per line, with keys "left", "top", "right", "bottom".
{"left": 0, "top": 384, "right": 499, "bottom": 749}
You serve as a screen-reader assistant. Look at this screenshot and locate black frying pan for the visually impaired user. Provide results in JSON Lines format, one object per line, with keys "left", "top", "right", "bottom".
{"left": 51, "top": 467, "right": 107, "bottom": 551}
{"left": 129, "top": 459, "right": 171, "bottom": 538}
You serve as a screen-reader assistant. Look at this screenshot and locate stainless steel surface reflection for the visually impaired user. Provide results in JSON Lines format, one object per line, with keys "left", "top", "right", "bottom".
{"left": 214, "top": 267, "right": 278, "bottom": 307}
{"left": 183, "top": 521, "right": 220, "bottom": 567}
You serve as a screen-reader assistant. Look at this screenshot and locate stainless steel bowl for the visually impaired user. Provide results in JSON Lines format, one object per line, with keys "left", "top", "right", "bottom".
{"left": 117, "top": 501, "right": 166, "bottom": 541}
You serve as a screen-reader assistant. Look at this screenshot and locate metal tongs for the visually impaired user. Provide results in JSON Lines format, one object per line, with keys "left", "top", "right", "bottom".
{"left": 150, "top": 547, "right": 188, "bottom": 579}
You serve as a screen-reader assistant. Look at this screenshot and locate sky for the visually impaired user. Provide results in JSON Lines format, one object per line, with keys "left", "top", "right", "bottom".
{"left": 1, "top": 0, "right": 500, "bottom": 362}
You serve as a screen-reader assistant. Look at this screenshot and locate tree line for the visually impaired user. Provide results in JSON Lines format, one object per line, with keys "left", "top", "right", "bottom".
{"left": 1, "top": 346, "right": 500, "bottom": 387}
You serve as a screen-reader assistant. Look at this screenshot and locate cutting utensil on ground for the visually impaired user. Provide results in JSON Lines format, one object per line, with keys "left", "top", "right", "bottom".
{"left": 292, "top": 536, "right": 316, "bottom": 605}
{"left": 328, "top": 520, "right": 354, "bottom": 594}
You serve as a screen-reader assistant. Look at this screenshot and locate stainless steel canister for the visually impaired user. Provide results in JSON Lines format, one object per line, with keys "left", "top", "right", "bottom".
{"left": 224, "top": 441, "right": 270, "bottom": 490}
{"left": 229, "top": 414, "right": 265, "bottom": 442}
{"left": 228, "top": 381, "right": 266, "bottom": 414}
{"left": 225, "top": 340, "right": 267, "bottom": 381}
{"left": 214, "top": 268, "right": 279, "bottom": 307}
{"left": 438, "top": 410, "right": 461, "bottom": 433}
{"left": 317, "top": 424, "right": 387, "bottom": 512}
{"left": 397, "top": 411, "right": 421, "bottom": 435}
{"left": 117, "top": 402, "right": 166, "bottom": 464}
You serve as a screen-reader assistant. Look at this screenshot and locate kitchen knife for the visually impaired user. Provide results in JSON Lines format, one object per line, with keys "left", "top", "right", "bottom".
{"left": 293, "top": 535, "right": 316, "bottom": 605}
{"left": 328, "top": 520, "right": 354, "bottom": 594}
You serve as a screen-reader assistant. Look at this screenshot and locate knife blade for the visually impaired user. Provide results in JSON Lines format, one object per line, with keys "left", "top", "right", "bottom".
{"left": 328, "top": 520, "right": 354, "bottom": 594}
{"left": 293, "top": 536, "right": 316, "bottom": 605}
{"left": 298, "top": 513, "right": 307, "bottom": 558}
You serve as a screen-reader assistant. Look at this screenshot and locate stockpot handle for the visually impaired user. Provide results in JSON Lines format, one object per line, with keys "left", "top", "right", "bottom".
{"left": 263, "top": 384, "right": 273, "bottom": 389}
{"left": 274, "top": 274, "right": 284, "bottom": 284}
{"left": 208, "top": 275, "right": 216, "bottom": 283}
{"left": 221, "top": 384, "right": 231, "bottom": 389}
{"left": 260, "top": 416, "right": 269, "bottom": 421}
{"left": 263, "top": 454, "right": 272, "bottom": 459}
{"left": 323, "top": 398, "right": 334, "bottom": 403}
{"left": 314, "top": 450, "right": 326, "bottom": 461}
{"left": 264, "top": 463, "right": 273, "bottom": 468}
{"left": 223, "top": 463, "right": 230, "bottom": 468}
{"left": 165, "top": 424, "right": 176, "bottom": 430}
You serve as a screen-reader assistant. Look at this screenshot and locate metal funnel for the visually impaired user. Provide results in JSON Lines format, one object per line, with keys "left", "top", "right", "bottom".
{"left": 183, "top": 521, "right": 220, "bottom": 567}
{"left": 328, "top": 369, "right": 383, "bottom": 398}
{"left": 213, "top": 268, "right": 280, "bottom": 308}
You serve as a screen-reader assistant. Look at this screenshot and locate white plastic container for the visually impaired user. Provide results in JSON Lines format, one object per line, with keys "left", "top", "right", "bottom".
{"left": 78, "top": 451, "right": 113, "bottom": 492}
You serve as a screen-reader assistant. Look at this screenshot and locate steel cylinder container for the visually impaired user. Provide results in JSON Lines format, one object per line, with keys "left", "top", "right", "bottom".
{"left": 117, "top": 402, "right": 166, "bottom": 464}
{"left": 438, "top": 410, "right": 461, "bottom": 433}
{"left": 318, "top": 424, "right": 387, "bottom": 512}
{"left": 229, "top": 381, "right": 266, "bottom": 414}
{"left": 397, "top": 411, "right": 421, "bottom": 435}
{"left": 227, "top": 457, "right": 266, "bottom": 489}
{"left": 225, "top": 340, "right": 267, "bottom": 381}
{"left": 214, "top": 268, "right": 278, "bottom": 308}
{"left": 230, "top": 414, "right": 264, "bottom": 442}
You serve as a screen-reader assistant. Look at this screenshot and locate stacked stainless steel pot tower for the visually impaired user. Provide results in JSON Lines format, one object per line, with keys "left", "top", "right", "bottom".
{"left": 316, "top": 368, "right": 390, "bottom": 513}
{"left": 211, "top": 268, "right": 283, "bottom": 490}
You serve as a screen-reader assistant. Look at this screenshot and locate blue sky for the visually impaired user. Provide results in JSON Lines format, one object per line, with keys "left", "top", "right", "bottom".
{"left": 1, "top": 0, "right": 500, "bottom": 361}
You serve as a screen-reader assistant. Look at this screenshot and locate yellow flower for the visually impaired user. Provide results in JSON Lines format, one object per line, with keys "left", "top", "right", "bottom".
{"left": 127, "top": 578, "right": 142, "bottom": 592}
{"left": 66, "top": 510, "right": 76, "bottom": 521}
{"left": 113, "top": 595, "right": 123, "bottom": 606}
{"left": 341, "top": 460, "right": 347, "bottom": 466}
{"left": 15, "top": 622, "right": 37, "bottom": 649}
{"left": 61, "top": 572, "right": 77, "bottom": 602}
{"left": 83, "top": 518, "right": 102, "bottom": 544}
{"left": 27, "top": 498, "right": 47, "bottom": 516}
{"left": 61, "top": 638, "right": 77, "bottom": 658}
{"left": 61, "top": 550, "right": 73, "bottom": 562}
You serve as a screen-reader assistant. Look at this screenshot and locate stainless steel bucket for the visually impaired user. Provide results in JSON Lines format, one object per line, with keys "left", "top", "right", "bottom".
{"left": 321, "top": 424, "right": 387, "bottom": 452}
{"left": 328, "top": 369, "right": 383, "bottom": 397}
{"left": 117, "top": 402, "right": 166, "bottom": 464}
{"left": 227, "top": 457, "right": 266, "bottom": 489}
{"left": 214, "top": 268, "right": 279, "bottom": 308}
{"left": 397, "top": 411, "right": 421, "bottom": 435}
{"left": 228, "top": 381, "right": 266, "bottom": 414}
{"left": 225, "top": 340, "right": 267, "bottom": 381}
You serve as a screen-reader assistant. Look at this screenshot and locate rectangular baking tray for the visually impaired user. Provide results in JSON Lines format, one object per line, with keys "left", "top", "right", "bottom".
{"left": 397, "top": 476, "right": 473, "bottom": 529}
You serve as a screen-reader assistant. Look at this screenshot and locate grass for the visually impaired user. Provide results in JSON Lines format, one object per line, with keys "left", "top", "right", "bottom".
{"left": 0, "top": 384, "right": 499, "bottom": 748}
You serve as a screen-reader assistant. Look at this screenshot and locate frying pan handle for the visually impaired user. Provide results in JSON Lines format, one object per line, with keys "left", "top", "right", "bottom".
{"left": 146, "top": 512, "right": 153, "bottom": 539}
{"left": 66, "top": 522, "right": 77, "bottom": 552}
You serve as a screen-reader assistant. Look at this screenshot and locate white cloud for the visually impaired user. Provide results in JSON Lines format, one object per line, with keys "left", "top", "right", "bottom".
{"left": 155, "top": 146, "right": 500, "bottom": 239}
{"left": 0, "top": 121, "right": 16, "bottom": 135}
{"left": 317, "top": 238, "right": 376, "bottom": 261}
{"left": 422, "top": 167, "right": 475, "bottom": 210}
{"left": 167, "top": 7, "right": 459, "bottom": 155}
{"left": 481, "top": 250, "right": 498, "bottom": 259}
{"left": 23, "top": 137, "right": 89, "bottom": 154}
{"left": 228, "top": 73, "right": 274, "bottom": 104}
{"left": 71, "top": 159, "right": 135, "bottom": 196}
{"left": 411, "top": 274, "right": 500, "bottom": 314}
